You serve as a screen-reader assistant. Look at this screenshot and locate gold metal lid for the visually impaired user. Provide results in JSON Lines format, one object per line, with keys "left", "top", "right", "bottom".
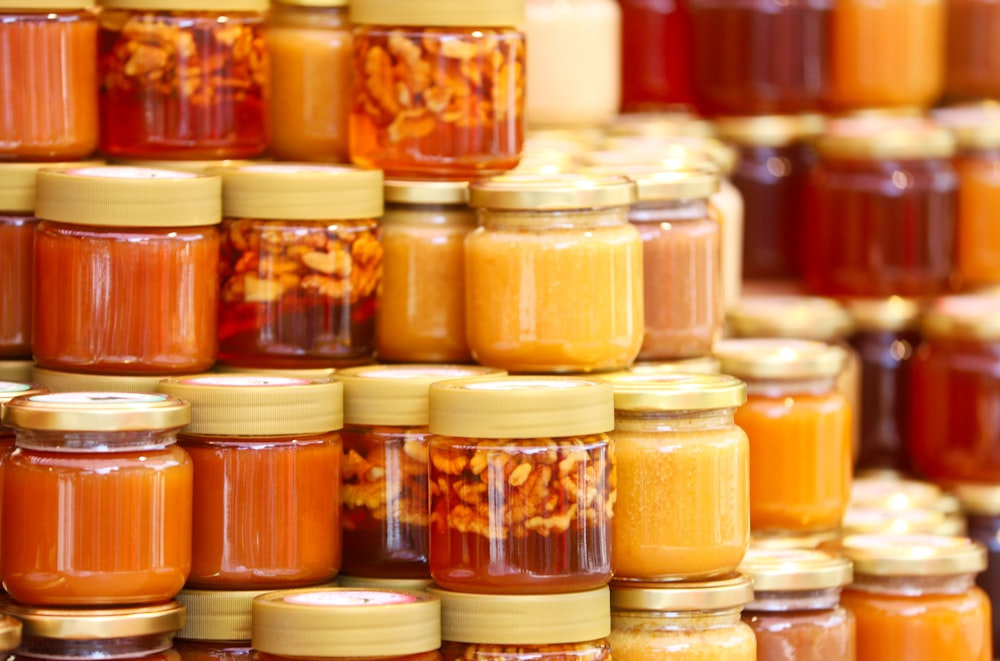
{"left": 175, "top": 589, "right": 272, "bottom": 642}
{"left": 157, "top": 374, "right": 343, "bottom": 436}
{"left": 953, "top": 483, "right": 1000, "bottom": 517}
{"left": 840, "top": 534, "right": 986, "bottom": 577}
{"left": 932, "top": 104, "right": 1000, "bottom": 151}
{"left": 468, "top": 174, "right": 636, "bottom": 211}
{"left": 0, "top": 161, "right": 102, "bottom": 213}
{"left": 214, "top": 365, "right": 338, "bottom": 380}
{"left": 750, "top": 530, "right": 841, "bottom": 551}
{"left": 714, "top": 338, "right": 847, "bottom": 380}
{"left": 727, "top": 295, "right": 853, "bottom": 341}
{"left": 0, "top": 616, "right": 19, "bottom": 652}
{"left": 350, "top": 0, "right": 523, "bottom": 27}
{"left": 627, "top": 357, "right": 722, "bottom": 375}
{"left": 30, "top": 367, "right": 187, "bottom": 395}
{"left": 586, "top": 167, "right": 719, "bottom": 203}
{"left": 384, "top": 180, "right": 469, "bottom": 206}
{"left": 0, "top": 382, "right": 45, "bottom": 408}
{"left": 610, "top": 575, "right": 754, "bottom": 612}
{"left": 0, "top": 361, "right": 32, "bottom": 383}
{"left": 0, "top": 1, "right": 93, "bottom": 7}
{"left": 35, "top": 166, "right": 221, "bottom": 228}
{"left": 2, "top": 391, "right": 191, "bottom": 432}
{"left": 817, "top": 119, "right": 956, "bottom": 160}
{"left": 337, "top": 364, "right": 505, "bottom": 426}
{"left": 428, "top": 586, "right": 609, "bottom": 645}
{"left": 713, "top": 115, "right": 825, "bottom": 147}
{"left": 337, "top": 576, "right": 434, "bottom": 592}
{"left": 2, "top": 601, "right": 185, "bottom": 640}
{"left": 921, "top": 293, "right": 1000, "bottom": 340}
{"left": 606, "top": 113, "right": 716, "bottom": 140}
{"left": 739, "top": 548, "right": 853, "bottom": 592}
{"left": 842, "top": 508, "right": 967, "bottom": 536}
{"left": 252, "top": 588, "right": 440, "bottom": 657}
{"left": 428, "top": 376, "right": 614, "bottom": 438}
{"left": 850, "top": 476, "right": 944, "bottom": 511}
{"left": 99, "top": 0, "right": 268, "bottom": 10}
{"left": 604, "top": 373, "right": 746, "bottom": 412}
{"left": 212, "top": 164, "right": 383, "bottom": 221}
{"left": 845, "top": 297, "right": 922, "bottom": 332}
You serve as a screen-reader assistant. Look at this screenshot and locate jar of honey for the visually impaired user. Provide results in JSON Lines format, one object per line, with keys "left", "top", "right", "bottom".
{"left": 689, "top": 0, "right": 832, "bottom": 115}
{"left": 97, "top": 0, "right": 268, "bottom": 160}
{"left": 4, "top": 601, "right": 182, "bottom": 661}
{"left": 840, "top": 534, "right": 991, "bottom": 661}
{"left": 609, "top": 576, "right": 757, "bottom": 661}
{"left": 252, "top": 588, "right": 441, "bottom": 661}
{"left": 336, "top": 364, "right": 504, "bottom": 579}
{"left": 618, "top": 1, "right": 695, "bottom": 113}
{"left": 954, "top": 484, "right": 1000, "bottom": 652}
{"left": 377, "top": 180, "right": 475, "bottom": 363}
{"left": 157, "top": 374, "right": 344, "bottom": 589}
{"left": 268, "top": 0, "right": 350, "bottom": 162}
{"left": 909, "top": 294, "right": 1000, "bottom": 483}
{"left": 427, "top": 376, "right": 615, "bottom": 593}
{"left": 804, "top": 119, "right": 958, "bottom": 297}
{"left": 607, "top": 373, "right": 748, "bottom": 581}
{"left": 0, "top": 392, "right": 192, "bottom": 606}
{"left": 430, "top": 586, "right": 610, "bottom": 661}
{"left": 214, "top": 164, "right": 383, "bottom": 369}
{"left": 0, "top": 3, "right": 97, "bottom": 161}
{"left": 174, "top": 589, "right": 267, "bottom": 661}
{"left": 465, "top": 174, "right": 643, "bottom": 373}
{"left": 715, "top": 338, "right": 852, "bottom": 535}
{"left": 32, "top": 165, "right": 220, "bottom": 375}
{"left": 740, "top": 549, "right": 855, "bottom": 661}
{"left": 349, "top": 0, "right": 525, "bottom": 178}
{"left": 946, "top": 1, "right": 1000, "bottom": 102}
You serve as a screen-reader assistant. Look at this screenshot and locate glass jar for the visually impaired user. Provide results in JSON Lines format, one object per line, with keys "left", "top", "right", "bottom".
{"left": 157, "top": 375, "right": 344, "bottom": 589}
{"left": 466, "top": 174, "right": 643, "bottom": 373}
{"left": 174, "top": 589, "right": 266, "bottom": 661}
{"left": 739, "top": 548, "right": 855, "bottom": 661}
{"left": 609, "top": 576, "right": 757, "bottom": 661}
{"left": 32, "top": 166, "right": 220, "bottom": 374}
{"left": 431, "top": 586, "right": 610, "bottom": 661}
{"left": 252, "top": 587, "right": 441, "bottom": 661}
{"left": 689, "top": 0, "right": 832, "bottom": 115}
{"left": 909, "top": 294, "right": 1000, "bottom": 482}
{"left": 98, "top": 1, "right": 268, "bottom": 160}
{"left": 618, "top": 1, "right": 694, "bottom": 112}
{"left": 377, "top": 180, "right": 475, "bottom": 363}
{"left": 826, "top": 0, "right": 944, "bottom": 110}
{"left": 954, "top": 484, "right": 1000, "bottom": 653}
{"left": 214, "top": 164, "right": 383, "bottom": 369}
{"left": 945, "top": 0, "right": 1000, "bottom": 102}
{"left": 0, "top": 4, "right": 97, "bottom": 161}
{"left": 349, "top": 0, "right": 525, "bottom": 178}
{"left": 427, "top": 376, "right": 615, "bottom": 593}
{"left": 715, "top": 116, "right": 820, "bottom": 282}
{"left": 714, "top": 339, "right": 853, "bottom": 535}
{"left": 0, "top": 392, "right": 193, "bottom": 606}
{"left": 607, "top": 373, "right": 748, "bottom": 581}
{"left": 846, "top": 297, "right": 921, "bottom": 474}
{"left": 804, "top": 120, "right": 958, "bottom": 297}
{"left": 525, "top": 0, "right": 620, "bottom": 128}
{"left": 3, "top": 601, "right": 182, "bottom": 661}
{"left": 839, "top": 534, "right": 991, "bottom": 661}
{"left": 268, "top": 0, "right": 350, "bottom": 162}
{"left": 336, "top": 364, "right": 504, "bottom": 579}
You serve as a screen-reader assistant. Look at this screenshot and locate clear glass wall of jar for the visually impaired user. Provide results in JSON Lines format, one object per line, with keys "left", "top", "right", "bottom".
{"left": 954, "top": 484, "right": 1000, "bottom": 654}
{"left": 98, "top": 1, "right": 268, "bottom": 159}
{"left": 174, "top": 589, "right": 267, "bottom": 661}
{"left": 214, "top": 164, "right": 383, "bottom": 369}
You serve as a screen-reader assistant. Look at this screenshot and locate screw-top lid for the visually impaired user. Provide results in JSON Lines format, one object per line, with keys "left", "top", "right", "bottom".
{"left": 954, "top": 483, "right": 1000, "bottom": 517}
{"left": 252, "top": 588, "right": 440, "bottom": 658}
{"left": 714, "top": 115, "right": 825, "bottom": 147}
{"left": 350, "top": 0, "right": 523, "bottom": 26}
{"left": 0, "top": 361, "right": 32, "bottom": 383}
{"left": 603, "top": 373, "right": 746, "bottom": 412}
{"left": 626, "top": 357, "right": 722, "bottom": 375}
{"left": 214, "top": 365, "right": 338, "bottom": 380}
{"left": 842, "top": 507, "right": 966, "bottom": 536}
{"left": 727, "top": 296, "right": 853, "bottom": 341}
{"left": 817, "top": 118, "right": 956, "bottom": 160}
{"left": 428, "top": 586, "right": 609, "bottom": 645}
{"left": 714, "top": 338, "right": 847, "bottom": 380}
{"left": 921, "top": 294, "right": 1000, "bottom": 340}
{"left": 469, "top": 174, "right": 636, "bottom": 211}
{"left": 29, "top": 367, "right": 193, "bottom": 395}
{"left": 385, "top": 180, "right": 470, "bottom": 206}
{"left": 212, "top": 164, "right": 383, "bottom": 221}
{"left": 0, "top": 616, "right": 19, "bottom": 652}
{"left": 586, "top": 167, "right": 719, "bottom": 203}
{"left": 610, "top": 575, "right": 754, "bottom": 612}
{"left": 932, "top": 103, "right": 1000, "bottom": 152}
{"left": 337, "top": 576, "right": 434, "bottom": 592}
{"left": 0, "top": 161, "right": 102, "bottom": 213}
{"left": 2, "top": 601, "right": 185, "bottom": 641}
{"left": 35, "top": 166, "right": 221, "bottom": 227}
{"left": 845, "top": 297, "right": 922, "bottom": 332}
{"left": 156, "top": 374, "right": 343, "bottom": 436}
{"left": 606, "top": 113, "right": 717, "bottom": 140}
{"left": 0, "top": 382, "right": 45, "bottom": 408}
{"left": 337, "top": 365, "right": 505, "bottom": 426}
{"left": 428, "top": 376, "right": 614, "bottom": 438}
{"left": 739, "top": 548, "right": 853, "bottom": 592}
{"left": 851, "top": 476, "right": 944, "bottom": 511}
{"left": 175, "top": 589, "right": 272, "bottom": 642}
{"left": 99, "top": 0, "right": 268, "bottom": 10}
{"left": 840, "top": 534, "right": 986, "bottom": 577}
{"left": 2, "top": 392, "right": 190, "bottom": 432}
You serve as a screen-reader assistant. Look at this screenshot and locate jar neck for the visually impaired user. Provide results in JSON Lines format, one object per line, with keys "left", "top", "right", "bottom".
{"left": 478, "top": 206, "right": 631, "bottom": 230}
{"left": 19, "top": 632, "right": 174, "bottom": 660}
{"left": 614, "top": 407, "right": 737, "bottom": 433}
{"left": 629, "top": 199, "right": 710, "bottom": 223}
{"left": 614, "top": 607, "right": 744, "bottom": 630}
{"left": 848, "top": 573, "right": 975, "bottom": 597}
{"left": 746, "top": 587, "right": 842, "bottom": 612}
{"left": 745, "top": 376, "right": 837, "bottom": 398}
{"left": 14, "top": 429, "right": 178, "bottom": 452}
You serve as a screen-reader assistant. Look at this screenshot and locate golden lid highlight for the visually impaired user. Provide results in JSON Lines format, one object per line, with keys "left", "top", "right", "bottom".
{"left": 350, "top": 0, "right": 524, "bottom": 27}
{"left": 739, "top": 548, "right": 853, "bottom": 592}
{"left": 469, "top": 173, "right": 636, "bottom": 211}
{"left": 384, "top": 180, "right": 470, "bottom": 206}
{"left": 727, "top": 295, "right": 853, "bottom": 341}
{"left": 611, "top": 575, "right": 754, "bottom": 612}
{"left": 3, "top": 601, "right": 185, "bottom": 641}
{"left": 714, "top": 338, "right": 847, "bottom": 380}
{"left": 605, "top": 373, "right": 746, "bottom": 411}
{"left": 2, "top": 392, "right": 190, "bottom": 432}
{"left": 840, "top": 534, "right": 985, "bottom": 577}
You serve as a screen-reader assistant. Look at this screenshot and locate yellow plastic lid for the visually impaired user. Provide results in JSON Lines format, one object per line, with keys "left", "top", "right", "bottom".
{"left": 610, "top": 575, "right": 754, "bottom": 612}
{"left": 0, "top": 161, "right": 102, "bottom": 213}
{"left": 30, "top": 367, "right": 189, "bottom": 395}
{"left": 955, "top": 483, "right": 1000, "bottom": 517}
{"left": 0, "top": 361, "right": 32, "bottom": 383}
{"left": 428, "top": 376, "right": 614, "bottom": 438}
{"left": 337, "top": 364, "right": 505, "bottom": 426}
{"left": 626, "top": 357, "right": 721, "bottom": 375}
{"left": 714, "top": 338, "right": 847, "bottom": 380}
{"left": 2, "top": 391, "right": 190, "bottom": 432}
{"left": 0, "top": 615, "right": 19, "bottom": 652}
{"left": 2, "top": 601, "right": 185, "bottom": 640}
{"left": 428, "top": 586, "right": 609, "bottom": 645}
{"left": 385, "top": 180, "right": 470, "bottom": 206}
{"left": 157, "top": 374, "right": 343, "bottom": 436}
{"left": 840, "top": 534, "right": 986, "bottom": 577}
{"left": 739, "top": 548, "right": 853, "bottom": 592}
{"left": 921, "top": 293, "right": 1000, "bottom": 340}
{"left": 99, "top": 0, "right": 268, "bottom": 10}
{"left": 35, "top": 166, "right": 221, "bottom": 228}
{"left": 350, "top": 0, "right": 523, "bottom": 27}
{"left": 604, "top": 373, "right": 746, "bottom": 412}
{"left": 212, "top": 164, "right": 383, "bottom": 221}
{"left": 818, "top": 118, "right": 956, "bottom": 160}
{"left": 714, "top": 115, "right": 825, "bottom": 147}
{"left": 337, "top": 576, "right": 434, "bottom": 592}
{"left": 175, "top": 589, "right": 272, "bottom": 642}
{"left": 469, "top": 174, "right": 636, "bottom": 211}
{"left": 845, "top": 297, "right": 922, "bottom": 332}
{"left": 252, "top": 588, "right": 440, "bottom": 657}
{"left": 727, "top": 295, "right": 854, "bottom": 341}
